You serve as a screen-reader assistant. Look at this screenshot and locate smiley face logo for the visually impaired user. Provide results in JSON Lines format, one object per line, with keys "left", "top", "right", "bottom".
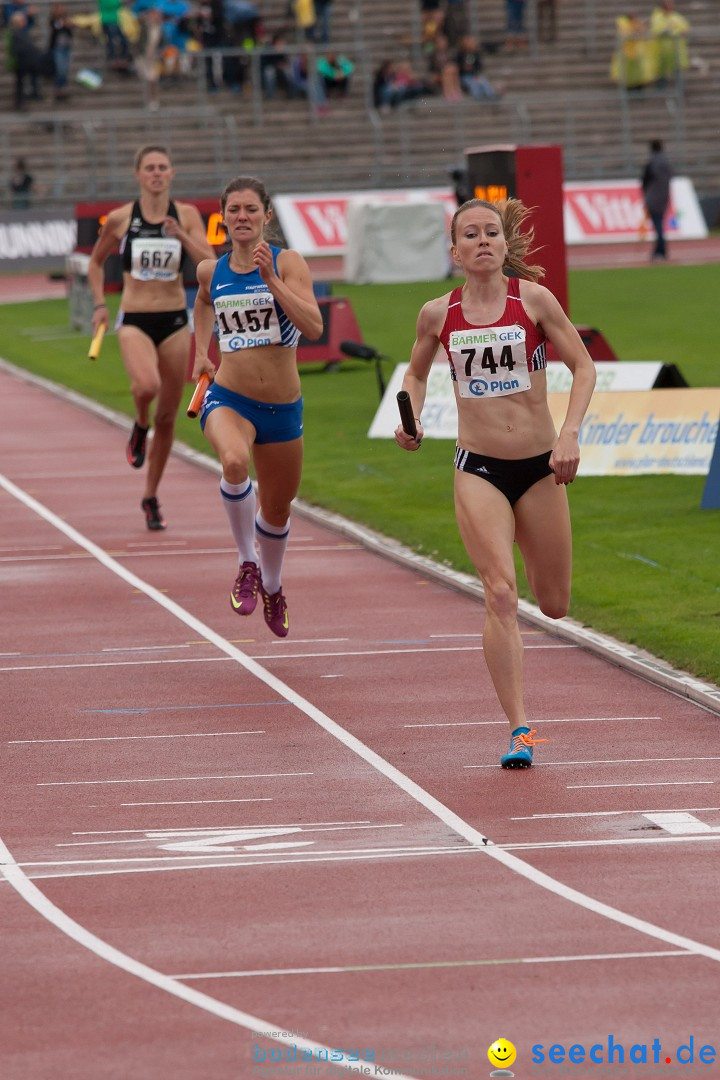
{"left": 488, "top": 1039, "right": 517, "bottom": 1069}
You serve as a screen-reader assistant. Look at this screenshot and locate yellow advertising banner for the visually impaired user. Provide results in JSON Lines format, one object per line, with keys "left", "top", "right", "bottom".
{"left": 548, "top": 389, "right": 720, "bottom": 476}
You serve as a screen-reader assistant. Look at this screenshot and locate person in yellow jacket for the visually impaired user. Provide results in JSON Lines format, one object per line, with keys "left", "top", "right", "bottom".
{"left": 610, "top": 12, "right": 652, "bottom": 91}
{"left": 650, "top": 0, "right": 689, "bottom": 86}
{"left": 292, "top": 0, "right": 316, "bottom": 41}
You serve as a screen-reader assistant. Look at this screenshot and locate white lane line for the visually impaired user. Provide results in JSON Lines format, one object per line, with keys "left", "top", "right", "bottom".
{"left": 2, "top": 470, "right": 720, "bottom": 1062}
{"left": 10, "top": 731, "right": 265, "bottom": 745}
{"left": 0, "top": 642, "right": 573, "bottom": 674}
{"left": 73, "top": 820, "right": 373, "bottom": 835}
{"left": 14, "top": 845, "right": 473, "bottom": 870}
{"left": 37, "top": 772, "right": 313, "bottom": 787}
{"left": 122, "top": 799, "right": 273, "bottom": 806}
{"left": 407, "top": 716, "right": 659, "bottom": 728}
{"left": 512, "top": 806, "right": 720, "bottom": 820}
{"left": 502, "top": 835, "right": 720, "bottom": 850}
{"left": 0, "top": 837, "right": 415, "bottom": 1079}
{"left": 568, "top": 781, "right": 714, "bottom": 789}
{"left": 1, "top": 657, "right": 232, "bottom": 673}
{"left": 58, "top": 825, "right": 401, "bottom": 848}
{"left": 466, "top": 757, "right": 720, "bottom": 769}
{"left": 171, "top": 949, "right": 691, "bottom": 980}
{"left": 0, "top": 544, "right": 359, "bottom": 564}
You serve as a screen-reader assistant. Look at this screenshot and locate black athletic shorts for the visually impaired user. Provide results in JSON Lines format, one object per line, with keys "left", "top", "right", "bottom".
{"left": 454, "top": 446, "right": 554, "bottom": 506}
{"left": 120, "top": 309, "right": 188, "bottom": 346}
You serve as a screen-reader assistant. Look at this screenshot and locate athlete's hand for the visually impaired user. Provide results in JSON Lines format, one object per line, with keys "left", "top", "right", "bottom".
{"left": 253, "top": 241, "right": 277, "bottom": 284}
{"left": 191, "top": 355, "right": 215, "bottom": 382}
{"left": 162, "top": 216, "right": 183, "bottom": 240}
{"left": 549, "top": 431, "right": 580, "bottom": 485}
{"left": 394, "top": 419, "right": 424, "bottom": 451}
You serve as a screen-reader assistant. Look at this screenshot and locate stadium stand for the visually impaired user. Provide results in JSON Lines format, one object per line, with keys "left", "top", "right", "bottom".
{"left": 1, "top": 0, "right": 719, "bottom": 210}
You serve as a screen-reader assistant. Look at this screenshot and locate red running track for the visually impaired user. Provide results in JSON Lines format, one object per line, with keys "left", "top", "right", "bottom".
{"left": 1, "top": 362, "right": 719, "bottom": 1080}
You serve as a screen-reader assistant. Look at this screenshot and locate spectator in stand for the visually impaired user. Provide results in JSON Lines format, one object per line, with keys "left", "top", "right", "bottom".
{"left": 133, "top": 4, "right": 163, "bottom": 109}
{"left": 428, "top": 30, "right": 462, "bottom": 101}
{"left": 7, "top": 9, "right": 47, "bottom": 109}
{"left": 443, "top": 0, "right": 468, "bottom": 49}
{"left": 650, "top": 0, "right": 689, "bottom": 87}
{"left": 611, "top": 12, "right": 652, "bottom": 92}
{"left": 537, "top": 0, "right": 557, "bottom": 43}
{"left": 456, "top": 34, "right": 504, "bottom": 100}
{"left": 9, "top": 156, "right": 33, "bottom": 207}
{"left": 420, "top": 1, "right": 444, "bottom": 63}
{"left": 313, "top": 0, "right": 332, "bottom": 44}
{"left": 291, "top": 48, "right": 329, "bottom": 114}
{"left": 505, "top": 0, "right": 527, "bottom": 50}
{"left": 291, "top": 0, "right": 316, "bottom": 42}
{"left": 97, "top": 0, "right": 130, "bottom": 71}
{"left": 196, "top": 0, "right": 224, "bottom": 93}
{"left": 372, "top": 58, "right": 434, "bottom": 111}
{"left": 641, "top": 138, "right": 673, "bottom": 261}
{"left": 317, "top": 49, "right": 353, "bottom": 97}
{"left": 47, "top": 2, "right": 73, "bottom": 100}
{"left": 261, "top": 28, "right": 296, "bottom": 98}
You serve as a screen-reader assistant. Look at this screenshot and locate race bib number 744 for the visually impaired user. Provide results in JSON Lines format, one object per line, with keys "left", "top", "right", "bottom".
{"left": 449, "top": 324, "right": 531, "bottom": 399}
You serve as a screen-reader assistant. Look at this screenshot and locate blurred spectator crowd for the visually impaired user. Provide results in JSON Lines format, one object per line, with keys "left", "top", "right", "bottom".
{"left": 3, "top": 0, "right": 354, "bottom": 112}
{"left": 610, "top": 0, "right": 692, "bottom": 92}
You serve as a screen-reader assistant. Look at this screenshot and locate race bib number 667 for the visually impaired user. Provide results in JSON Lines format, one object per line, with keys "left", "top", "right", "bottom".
{"left": 449, "top": 324, "right": 531, "bottom": 399}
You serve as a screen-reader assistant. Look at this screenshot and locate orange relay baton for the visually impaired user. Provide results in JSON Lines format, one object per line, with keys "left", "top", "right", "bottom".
{"left": 88, "top": 322, "right": 106, "bottom": 361}
{"left": 187, "top": 372, "right": 211, "bottom": 418}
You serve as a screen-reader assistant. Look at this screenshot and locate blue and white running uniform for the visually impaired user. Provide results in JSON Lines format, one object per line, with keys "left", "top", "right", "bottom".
{"left": 199, "top": 247, "right": 304, "bottom": 443}
{"left": 210, "top": 248, "right": 301, "bottom": 353}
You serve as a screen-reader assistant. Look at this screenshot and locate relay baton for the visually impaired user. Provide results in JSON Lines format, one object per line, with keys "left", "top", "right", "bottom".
{"left": 187, "top": 372, "right": 211, "bottom": 419}
{"left": 396, "top": 390, "right": 418, "bottom": 440}
{"left": 88, "top": 322, "right": 106, "bottom": 361}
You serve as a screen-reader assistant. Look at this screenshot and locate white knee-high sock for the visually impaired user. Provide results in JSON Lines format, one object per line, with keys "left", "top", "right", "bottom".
{"left": 220, "top": 478, "right": 257, "bottom": 565}
{"left": 255, "top": 511, "right": 289, "bottom": 594}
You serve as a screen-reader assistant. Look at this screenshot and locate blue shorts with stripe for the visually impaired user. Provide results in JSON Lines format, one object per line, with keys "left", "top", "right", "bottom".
{"left": 199, "top": 382, "right": 303, "bottom": 444}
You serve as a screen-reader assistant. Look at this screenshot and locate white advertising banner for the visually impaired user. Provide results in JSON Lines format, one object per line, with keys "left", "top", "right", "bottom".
{"left": 275, "top": 178, "right": 707, "bottom": 256}
{"left": 368, "top": 365, "right": 719, "bottom": 476}
{"left": 563, "top": 177, "right": 708, "bottom": 244}
{"left": 273, "top": 189, "right": 457, "bottom": 257}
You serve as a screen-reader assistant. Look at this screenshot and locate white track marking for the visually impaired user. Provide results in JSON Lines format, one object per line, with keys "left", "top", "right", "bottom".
{"left": 568, "top": 781, "right": 714, "bottom": 789}
{"left": 406, "top": 716, "right": 659, "bottom": 728}
{"left": 121, "top": 799, "right": 273, "bottom": 806}
{"left": 10, "top": 731, "right": 265, "bottom": 745}
{"left": 171, "top": 950, "right": 691, "bottom": 980}
{"left": 0, "top": 836, "right": 414, "bottom": 1079}
{"left": 0, "top": 641, "right": 572, "bottom": 674}
{"left": 37, "top": 771, "right": 313, "bottom": 787}
{"left": 3, "top": 469, "right": 720, "bottom": 1063}
{"left": 72, "top": 821, "right": 373, "bottom": 835}
{"left": 512, "top": 806, "right": 720, "bottom": 820}
{"left": 466, "top": 757, "right": 720, "bottom": 768}
{"left": 642, "top": 812, "right": 720, "bottom": 835}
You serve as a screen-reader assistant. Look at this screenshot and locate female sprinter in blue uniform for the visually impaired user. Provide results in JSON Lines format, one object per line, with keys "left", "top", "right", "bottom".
{"left": 88, "top": 144, "right": 216, "bottom": 530}
{"left": 192, "top": 177, "right": 323, "bottom": 637}
{"left": 395, "top": 198, "right": 596, "bottom": 767}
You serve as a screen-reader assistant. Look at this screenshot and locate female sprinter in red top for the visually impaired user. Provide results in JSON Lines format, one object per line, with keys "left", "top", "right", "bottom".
{"left": 192, "top": 176, "right": 323, "bottom": 637}
{"left": 395, "top": 198, "right": 596, "bottom": 767}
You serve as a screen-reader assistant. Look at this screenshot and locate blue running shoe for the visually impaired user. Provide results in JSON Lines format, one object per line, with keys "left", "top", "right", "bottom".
{"left": 500, "top": 726, "right": 548, "bottom": 768}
